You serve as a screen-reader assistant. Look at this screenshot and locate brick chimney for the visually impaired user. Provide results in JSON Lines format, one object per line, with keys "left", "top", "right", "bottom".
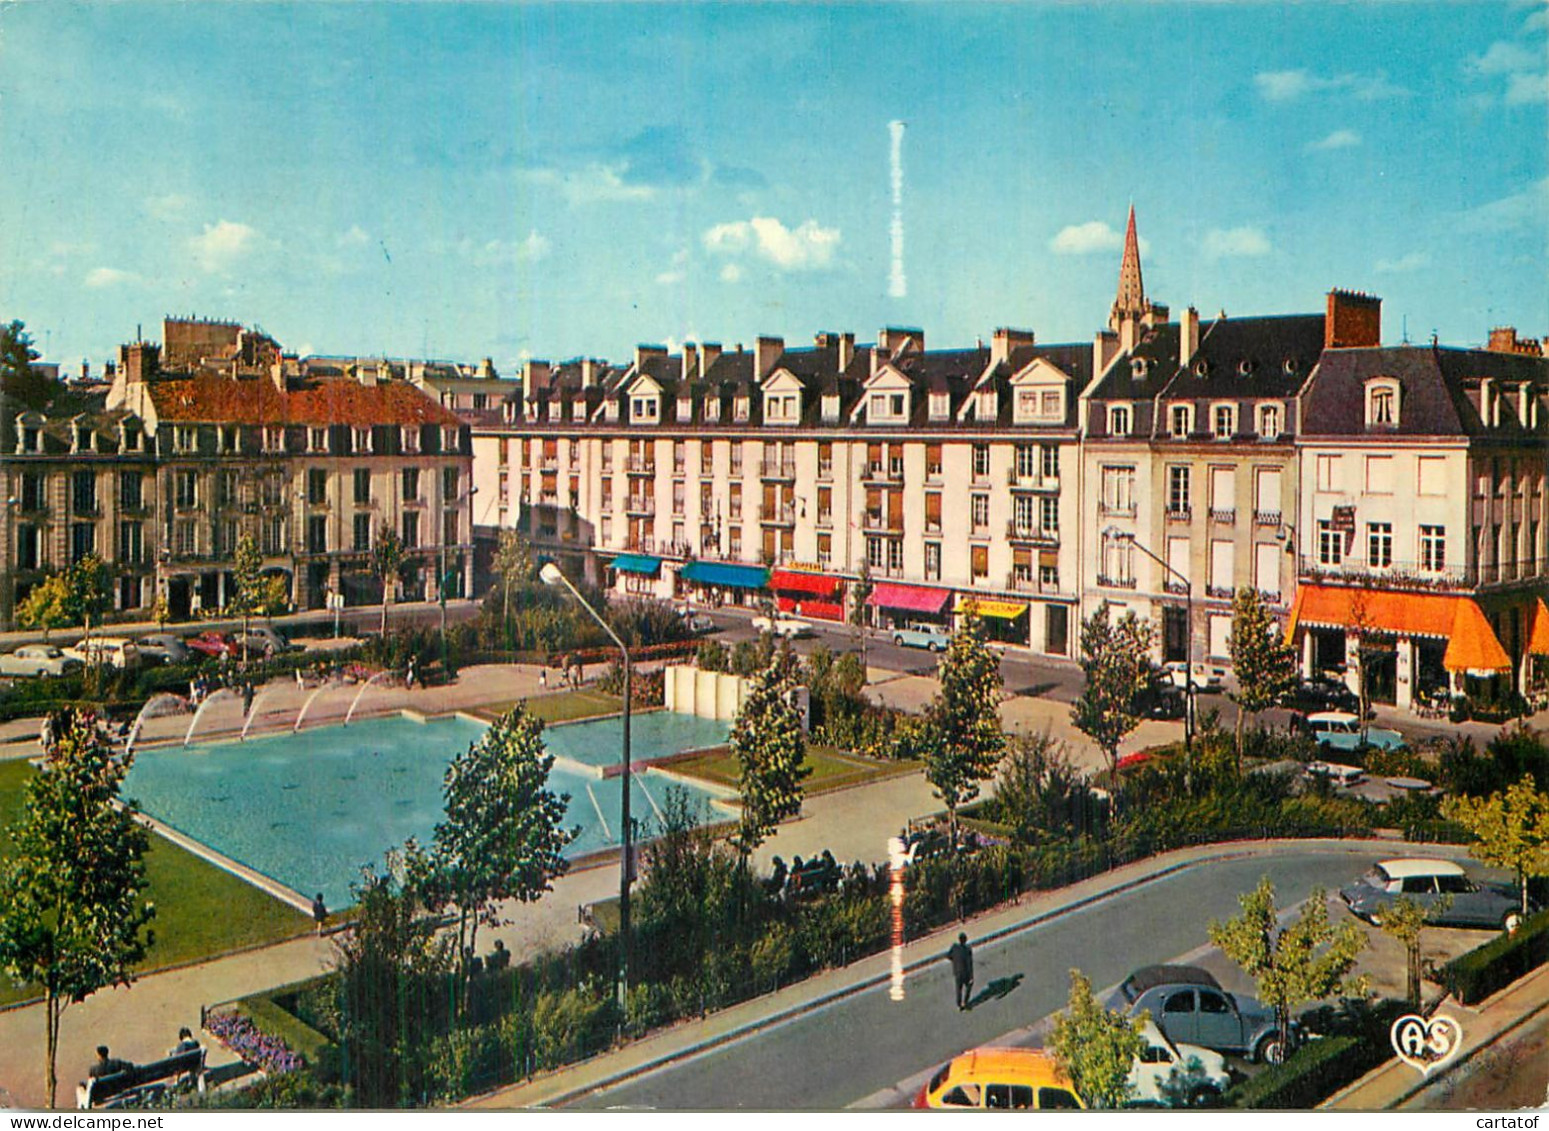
{"left": 523, "top": 359, "right": 552, "bottom": 394}
{"left": 119, "top": 341, "right": 160, "bottom": 385}
{"left": 1326, "top": 290, "right": 1382, "bottom": 349}
{"left": 991, "top": 328, "right": 1035, "bottom": 367}
{"left": 838, "top": 332, "right": 854, "bottom": 372}
{"left": 1179, "top": 306, "right": 1200, "bottom": 369}
{"left": 700, "top": 342, "right": 723, "bottom": 377}
{"left": 879, "top": 326, "right": 922, "bottom": 358}
{"left": 634, "top": 344, "right": 667, "bottom": 373}
{"left": 682, "top": 342, "right": 699, "bottom": 382}
{"left": 754, "top": 335, "right": 784, "bottom": 379}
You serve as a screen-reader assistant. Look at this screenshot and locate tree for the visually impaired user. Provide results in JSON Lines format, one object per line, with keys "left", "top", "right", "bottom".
{"left": 15, "top": 573, "right": 72, "bottom": 641}
{"left": 849, "top": 562, "right": 873, "bottom": 668}
{"left": 922, "top": 608, "right": 1005, "bottom": 846}
{"left": 229, "top": 533, "right": 280, "bottom": 663}
{"left": 994, "top": 731, "right": 1086, "bottom": 845}
{"left": 1049, "top": 968, "right": 1146, "bottom": 1109}
{"left": 418, "top": 704, "right": 574, "bottom": 993}
{"left": 369, "top": 521, "right": 409, "bottom": 637}
{"left": 728, "top": 658, "right": 810, "bottom": 868}
{"left": 0, "top": 320, "right": 59, "bottom": 409}
{"left": 1442, "top": 775, "right": 1549, "bottom": 922}
{"left": 1348, "top": 590, "right": 1383, "bottom": 747}
{"left": 1071, "top": 601, "right": 1155, "bottom": 778}
{"left": 1207, "top": 876, "right": 1368, "bottom": 1063}
{"left": 0, "top": 709, "right": 155, "bottom": 1107}
{"left": 491, "top": 528, "right": 535, "bottom": 649}
{"left": 19, "top": 557, "right": 111, "bottom": 654}
{"left": 1377, "top": 894, "right": 1451, "bottom": 1007}
{"left": 1226, "top": 586, "right": 1299, "bottom": 768}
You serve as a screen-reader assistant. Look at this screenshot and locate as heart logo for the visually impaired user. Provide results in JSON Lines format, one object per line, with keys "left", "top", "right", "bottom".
{"left": 1390, "top": 1013, "right": 1463, "bottom": 1076}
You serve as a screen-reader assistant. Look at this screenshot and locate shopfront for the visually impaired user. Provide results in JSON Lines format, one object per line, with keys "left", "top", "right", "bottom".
{"left": 866, "top": 582, "right": 952, "bottom": 631}
{"left": 678, "top": 560, "right": 769, "bottom": 607}
{"left": 769, "top": 568, "right": 845, "bottom": 621}
{"left": 955, "top": 595, "right": 1030, "bottom": 645}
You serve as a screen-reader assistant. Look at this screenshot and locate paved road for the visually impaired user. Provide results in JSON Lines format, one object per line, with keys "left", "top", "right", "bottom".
{"left": 569, "top": 843, "right": 1387, "bottom": 1111}
{"left": 1413, "top": 1007, "right": 1549, "bottom": 1111}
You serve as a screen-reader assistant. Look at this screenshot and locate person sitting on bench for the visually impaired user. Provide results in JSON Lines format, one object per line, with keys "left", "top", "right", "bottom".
{"left": 89, "top": 1047, "right": 132, "bottom": 1080}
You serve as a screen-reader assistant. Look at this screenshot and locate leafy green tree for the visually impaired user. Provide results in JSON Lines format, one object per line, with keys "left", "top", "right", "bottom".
{"left": 1377, "top": 894, "right": 1452, "bottom": 1007}
{"left": 1207, "top": 877, "right": 1367, "bottom": 1063}
{"left": 0, "top": 709, "right": 155, "bottom": 1107}
{"left": 1227, "top": 586, "right": 1299, "bottom": 769}
{"left": 369, "top": 521, "right": 409, "bottom": 637}
{"left": 230, "top": 532, "right": 274, "bottom": 661}
{"left": 15, "top": 573, "right": 72, "bottom": 641}
{"left": 1071, "top": 601, "right": 1156, "bottom": 778}
{"left": 491, "top": 528, "right": 535, "bottom": 648}
{"left": 728, "top": 659, "right": 810, "bottom": 868}
{"left": 921, "top": 609, "right": 1005, "bottom": 846}
{"left": 994, "top": 731, "right": 1085, "bottom": 845}
{"left": 1442, "top": 775, "right": 1549, "bottom": 921}
{"left": 0, "top": 320, "right": 59, "bottom": 409}
{"left": 25, "top": 556, "right": 113, "bottom": 658}
{"left": 417, "top": 704, "right": 574, "bottom": 992}
{"left": 1049, "top": 968, "right": 1146, "bottom": 1109}
{"left": 849, "top": 562, "right": 873, "bottom": 667}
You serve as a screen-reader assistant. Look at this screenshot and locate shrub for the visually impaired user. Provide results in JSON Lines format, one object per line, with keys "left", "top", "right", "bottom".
{"left": 748, "top": 921, "right": 798, "bottom": 994}
{"left": 530, "top": 987, "right": 611, "bottom": 1070}
{"left": 1441, "top": 909, "right": 1549, "bottom": 1005}
{"left": 1225, "top": 1034, "right": 1375, "bottom": 1109}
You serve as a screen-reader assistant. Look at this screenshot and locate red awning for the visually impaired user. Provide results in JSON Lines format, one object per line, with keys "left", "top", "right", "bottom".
{"left": 868, "top": 582, "right": 951, "bottom": 615}
{"left": 1285, "top": 584, "right": 1511, "bottom": 674}
{"left": 769, "top": 569, "right": 843, "bottom": 597}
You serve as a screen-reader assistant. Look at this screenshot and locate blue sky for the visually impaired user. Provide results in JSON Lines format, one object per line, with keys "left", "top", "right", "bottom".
{"left": 2, "top": 1, "right": 1544, "bottom": 374}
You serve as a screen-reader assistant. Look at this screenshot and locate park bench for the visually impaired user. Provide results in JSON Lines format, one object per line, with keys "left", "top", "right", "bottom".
{"left": 786, "top": 856, "right": 842, "bottom": 899}
{"left": 76, "top": 1047, "right": 206, "bottom": 1109}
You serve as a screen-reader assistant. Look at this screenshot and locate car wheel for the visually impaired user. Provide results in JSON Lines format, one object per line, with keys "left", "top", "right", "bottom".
{"left": 1366, "top": 910, "right": 1383, "bottom": 928}
{"left": 930, "top": 642, "right": 944, "bottom": 653}
{"left": 1503, "top": 910, "right": 1524, "bottom": 934}
{"left": 1187, "top": 1084, "right": 1222, "bottom": 1109}
{"left": 1255, "top": 1033, "right": 1288, "bottom": 1065}
{"left": 893, "top": 635, "right": 905, "bottom": 646}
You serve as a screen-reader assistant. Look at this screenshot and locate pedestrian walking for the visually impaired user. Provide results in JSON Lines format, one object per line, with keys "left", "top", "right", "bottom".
{"left": 241, "top": 681, "right": 255, "bottom": 717}
{"left": 947, "top": 932, "right": 974, "bottom": 1011}
{"left": 539, "top": 668, "right": 547, "bottom": 689}
{"left": 311, "top": 892, "right": 328, "bottom": 934}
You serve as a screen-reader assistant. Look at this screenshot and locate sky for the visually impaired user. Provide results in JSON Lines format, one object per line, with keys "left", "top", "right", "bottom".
{"left": 1, "top": 1, "right": 1545, "bottom": 376}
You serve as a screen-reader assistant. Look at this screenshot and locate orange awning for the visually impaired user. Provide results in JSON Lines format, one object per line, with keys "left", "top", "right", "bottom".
{"left": 1528, "top": 598, "right": 1549, "bottom": 657}
{"left": 1285, "top": 584, "right": 1511, "bottom": 674}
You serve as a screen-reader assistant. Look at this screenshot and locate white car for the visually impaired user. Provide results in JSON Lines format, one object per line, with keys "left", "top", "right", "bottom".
{"left": 1129, "top": 1021, "right": 1232, "bottom": 1107}
{"left": 1162, "top": 661, "right": 1226, "bottom": 692}
{"left": 0, "top": 644, "right": 85, "bottom": 678}
{"left": 63, "top": 637, "right": 142, "bottom": 669}
{"left": 751, "top": 615, "right": 813, "bottom": 639}
{"left": 1305, "top": 760, "right": 1366, "bottom": 787}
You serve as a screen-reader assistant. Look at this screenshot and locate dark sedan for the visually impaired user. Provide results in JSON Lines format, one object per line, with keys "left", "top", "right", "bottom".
{"left": 1341, "top": 858, "right": 1529, "bottom": 932}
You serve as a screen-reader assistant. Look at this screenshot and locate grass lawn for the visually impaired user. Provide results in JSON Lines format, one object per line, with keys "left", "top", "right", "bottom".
{"left": 669, "top": 744, "right": 918, "bottom": 794}
{"left": 0, "top": 757, "right": 312, "bottom": 1008}
{"left": 476, "top": 689, "right": 624, "bottom": 725}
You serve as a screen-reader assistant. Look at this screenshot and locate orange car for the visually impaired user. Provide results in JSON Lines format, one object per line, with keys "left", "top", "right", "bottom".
{"left": 914, "top": 1047, "right": 1085, "bottom": 1111}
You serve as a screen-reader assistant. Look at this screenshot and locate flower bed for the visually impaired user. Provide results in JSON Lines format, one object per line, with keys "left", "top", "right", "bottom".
{"left": 205, "top": 1009, "right": 304, "bottom": 1075}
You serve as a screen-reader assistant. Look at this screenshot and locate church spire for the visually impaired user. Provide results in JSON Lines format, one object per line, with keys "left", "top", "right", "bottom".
{"left": 1109, "top": 204, "right": 1146, "bottom": 332}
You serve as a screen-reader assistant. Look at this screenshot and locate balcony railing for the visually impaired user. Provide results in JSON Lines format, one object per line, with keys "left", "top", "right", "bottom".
{"left": 862, "top": 510, "right": 902, "bottom": 533}
{"left": 817, "top": 461, "right": 834, "bottom": 481}
{"left": 1099, "top": 501, "right": 1137, "bottom": 518}
{"left": 761, "top": 505, "right": 797, "bottom": 526}
{"left": 1254, "top": 509, "right": 1282, "bottom": 527}
{"left": 1165, "top": 506, "right": 1192, "bottom": 523}
{"left": 659, "top": 540, "right": 693, "bottom": 559}
{"left": 1163, "top": 578, "right": 1189, "bottom": 595}
{"left": 1006, "top": 571, "right": 1064, "bottom": 595}
{"left": 625, "top": 497, "right": 655, "bottom": 516}
{"left": 626, "top": 457, "right": 655, "bottom": 474}
{"left": 862, "top": 463, "right": 904, "bottom": 484}
{"left": 541, "top": 457, "right": 559, "bottom": 471}
{"left": 1006, "top": 521, "right": 1058, "bottom": 545}
{"left": 625, "top": 537, "right": 655, "bottom": 554}
{"left": 925, "top": 517, "right": 942, "bottom": 534}
{"left": 816, "top": 510, "right": 834, "bottom": 528}
{"left": 1097, "top": 573, "right": 1137, "bottom": 589}
{"left": 926, "top": 465, "right": 944, "bottom": 482}
{"left": 1206, "top": 584, "right": 1235, "bottom": 600}
{"left": 1007, "top": 468, "right": 1058, "bottom": 491}
{"left": 760, "top": 461, "right": 797, "bottom": 480}
{"left": 1298, "top": 555, "right": 1476, "bottom": 591}
{"left": 1209, "top": 507, "right": 1237, "bottom": 525}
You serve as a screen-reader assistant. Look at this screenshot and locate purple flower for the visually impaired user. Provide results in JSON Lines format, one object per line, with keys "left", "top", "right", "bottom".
{"left": 205, "top": 1010, "right": 304, "bottom": 1075}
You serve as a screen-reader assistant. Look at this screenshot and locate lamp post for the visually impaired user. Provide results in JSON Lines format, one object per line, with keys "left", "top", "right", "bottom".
{"left": 1105, "top": 528, "right": 1194, "bottom": 754}
{"left": 539, "top": 561, "right": 632, "bottom": 1016}
{"left": 439, "top": 487, "right": 477, "bottom": 676}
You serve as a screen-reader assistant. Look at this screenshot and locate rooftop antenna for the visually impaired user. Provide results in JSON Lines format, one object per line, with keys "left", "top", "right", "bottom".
{"left": 1400, "top": 315, "right": 1409, "bottom": 345}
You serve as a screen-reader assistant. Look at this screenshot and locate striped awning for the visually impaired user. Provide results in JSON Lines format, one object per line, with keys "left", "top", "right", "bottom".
{"left": 608, "top": 553, "right": 661, "bottom": 576}
{"left": 868, "top": 582, "right": 951, "bottom": 614}
{"left": 956, "top": 596, "right": 1029, "bottom": 620}
{"left": 769, "top": 569, "right": 843, "bottom": 597}
{"left": 680, "top": 561, "right": 769, "bottom": 590}
{"left": 1527, "top": 598, "right": 1549, "bottom": 657}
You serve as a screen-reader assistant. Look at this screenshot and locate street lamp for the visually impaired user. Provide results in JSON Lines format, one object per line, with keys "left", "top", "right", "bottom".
{"left": 539, "top": 560, "right": 632, "bottom": 1016}
{"left": 1104, "top": 527, "right": 1194, "bottom": 754}
{"left": 440, "top": 487, "right": 477, "bottom": 675}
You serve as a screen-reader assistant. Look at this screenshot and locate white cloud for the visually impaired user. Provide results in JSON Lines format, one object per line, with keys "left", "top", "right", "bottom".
{"left": 1254, "top": 68, "right": 1408, "bottom": 102}
{"left": 1461, "top": 177, "right": 1549, "bottom": 233}
{"left": 655, "top": 269, "right": 685, "bottom": 285}
{"left": 338, "top": 225, "right": 370, "bottom": 246}
{"left": 703, "top": 216, "right": 840, "bottom": 271}
{"left": 437, "top": 231, "right": 551, "bottom": 267}
{"left": 189, "top": 219, "right": 258, "bottom": 273}
{"left": 1470, "top": 40, "right": 1540, "bottom": 75}
{"left": 1256, "top": 70, "right": 1320, "bottom": 101}
{"left": 1203, "top": 226, "right": 1272, "bottom": 258}
{"left": 1374, "top": 251, "right": 1431, "bottom": 274}
{"left": 1506, "top": 71, "right": 1549, "bottom": 103}
{"left": 527, "top": 164, "right": 654, "bottom": 206}
{"left": 519, "top": 229, "right": 551, "bottom": 263}
{"left": 1050, "top": 220, "right": 1122, "bottom": 255}
{"left": 84, "top": 266, "right": 139, "bottom": 289}
{"left": 1527, "top": 3, "right": 1549, "bottom": 32}
{"left": 720, "top": 263, "right": 742, "bottom": 284}
{"left": 144, "top": 193, "right": 191, "bottom": 221}
{"left": 1308, "top": 129, "right": 1361, "bottom": 151}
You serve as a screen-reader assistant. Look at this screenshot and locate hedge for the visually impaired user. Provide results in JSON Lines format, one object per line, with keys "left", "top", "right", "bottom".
{"left": 1226, "top": 1035, "right": 1376, "bottom": 1109}
{"left": 230, "top": 992, "right": 340, "bottom": 1078}
{"left": 1441, "top": 908, "right": 1549, "bottom": 1006}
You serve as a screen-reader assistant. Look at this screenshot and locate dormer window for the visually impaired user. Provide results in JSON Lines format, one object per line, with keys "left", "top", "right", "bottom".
{"left": 929, "top": 392, "right": 950, "bottom": 421}
{"left": 1365, "top": 378, "right": 1401, "bottom": 428}
{"left": 309, "top": 427, "right": 328, "bottom": 453}
{"left": 401, "top": 425, "right": 418, "bottom": 453}
{"left": 1194, "top": 359, "right": 1210, "bottom": 378}
{"left": 734, "top": 396, "right": 749, "bottom": 422}
{"left": 1131, "top": 357, "right": 1151, "bottom": 380}
{"left": 353, "top": 427, "right": 371, "bottom": 453}
{"left": 122, "top": 425, "right": 141, "bottom": 452}
{"left": 1237, "top": 359, "right": 1256, "bottom": 377}
{"left": 822, "top": 394, "right": 840, "bottom": 423}
{"left": 176, "top": 426, "right": 198, "bottom": 453}
{"left": 1257, "top": 403, "right": 1282, "bottom": 439}
{"left": 631, "top": 396, "right": 659, "bottom": 422}
{"left": 220, "top": 425, "right": 239, "bottom": 453}
{"left": 705, "top": 399, "right": 722, "bottom": 422}
{"left": 1170, "top": 405, "right": 1193, "bottom": 438}
{"left": 442, "top": 426, "right": 458, "bottom": 452}
{"left": 22, "top": 425, "right": 41, "bottom": 453}
{"left": 977, "top": 389, "right": 995, "bottom": 419}
{"left": 677, "top": 396, "right": 693, "bottom": 422}
{"left": 764, "top": 393, "right": 800, "bottom": 423}
{"left": 1109, "top": 404, "right": 1131, "bottom": 436}
{"left": 1212, "top": 404, "right": 1236, "bottom": 439}
{"left": 1283, "top": 358, "right": 1298, "bottom": 376}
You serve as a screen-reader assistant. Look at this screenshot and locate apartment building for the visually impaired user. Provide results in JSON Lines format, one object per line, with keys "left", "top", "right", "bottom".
{"left": 0, "top": 318, "right": 473, "bottom": 628}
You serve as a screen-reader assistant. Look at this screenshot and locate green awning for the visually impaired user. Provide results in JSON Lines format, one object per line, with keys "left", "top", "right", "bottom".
{"left": 609, "top": 554, "right": 662, "bottom": 576}
{"left": 680, "top": 561, "right": 769, "bottom": 590}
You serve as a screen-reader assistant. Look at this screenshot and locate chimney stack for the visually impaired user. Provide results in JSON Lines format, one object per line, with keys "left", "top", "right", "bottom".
{"left": 1326, "top": 290, "right": 1382, "bottom": 349}
{"left": 1180, "top": 306, "right": 1200, "bottom": 369}
{"left": 838, "top": 332, "right": 854, "bottom": 372}
{"left": 879, "top": 326, "right": 922, "bottom": 358}
{"left": 119, "top": 341, "right": 160, "bottom": 385}
{"left": 524, "top": 359, "right": 553, "bottom": 394}
{"left": 754, "top": 335, "right": 784, "bottom": 379}
{"left": 991, "top": 327, "right": 1035, "bottom": 367}
{"left": 700, "top": 342, "right": 722, "bottom": 377}
{"left": 634, "top": 344, "right": 667, "bottom": 374}
{"left": 682, "top": 342, "right": 699, "bottom": 382}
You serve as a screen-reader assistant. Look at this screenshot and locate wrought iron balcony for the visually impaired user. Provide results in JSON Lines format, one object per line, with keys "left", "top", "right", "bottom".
{"left": 1006, "top": 521, "right": 1058, "bottom": 546}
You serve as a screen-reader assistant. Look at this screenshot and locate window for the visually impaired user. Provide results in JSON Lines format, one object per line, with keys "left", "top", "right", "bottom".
{"left": 1210, "top": 466, "right": 1236, "bottom": 518}
{"left": 971, "top": 544, "right": 989, "bottom": 580}
{"left": 1170, "top": 405, "right": 1192, "bottom": 438}
{"left": 1368, "top": 523, "right": 1393, "bottom": 568}
{"left": 1316, "top": 454, "right": 1342, "bottom": 492}
{"left": 1417, "top": 456, "right": 1446, "bottom": 496}
{"left": 309, "top": 427, "right": 328, "bottom": 453}
{"left": 867, "top": 536, "right": 885, "bottom": 569}
{"left": 307, "top": 515, "right": 328, "bottom": 554}
{"left": 219, "top": 425, "right": 238, "bottom": 452}
{"left": 175, "top": 426, "right": 198, "bottom": 453}
{"left": 1210, "top": 540, "right": 1234, "bottom": 594}
{"left": 1213, "top": 404, "right": 1235, "bottom": 439}
{"left": 1366, "top": 455, "right": 1394, "bottom": 494}
{"left": 1254, "top": 542, "right": 1281, "bottom": 598}
{"left": 1040, "top": 389, "right": 1062, "bottom": 418}
{"left": 1366, "top": 380, "right": 1400, "bottom": 427}
{"left": 353, "top": 513, "right": 371, "bottom": 552}
{"left": 176, "top": 471, "right": 198, "bottom": 509}
{"left": 402, "top": 468, "right": 420, "bottom": 502}
{"left": 442, "top": 426, "right": 458, "bottom": 452}
{"left": 176, "top": 520, "right": 196, "bottom": 556}
{"left": 214, "top": 519, "right": 237, "bottom": 558}
{"left": 72, "top": 471, "right": 97, "bottom": 513}
{"left": 216, "top": 470, "right": 238, "bottom": 508}
{"left": 119, "top": 472, "right": 142, "bottom": 510}
{"left": 889, "top": 393, "right": 905, "bottom": 416}
{"left": 1208, "top": 613, "right": 1232, "bottom": 660}
{"left": 401, "top": 512, "right": 419, "bottom": 549}
{"left": 1041, "top": 444, "right": 1059, "bottom": 480}
{"left": 925, "top": 443, "right": 942, "bottom": 478}
{"left": 1168, "top": 466, "right": 1191, "bottom": 515}
{"left": 925, "top": 542, "right": 941, "bottom": 580}
{"left": 1317, "top": 519, "right": 1344, "bottom": 565}
{"left": 307, "top": 469, "right": 328, "bottom": 505}
{"left": 352, "top": 427, "right": 370, "bottom": 454}
{"left": 1257, "top": 403, "right": 1281, "bottom": 438}
{"left": 20, "top": 472, "right": 44, "bottom": 512}
{"left": 971, "top": 494, "right": 990, "bottom": 531}
{"left": 1038, "top": 1088, "right": 1082, "bottom": 1111}
{"left": 1109, "top": 405, "right": 1131, "bottom": 435}
{"left": 262, "top": 516, "right": 284, "bottom": 555}
{"left": 972, "top": 445, "right": 990, "bottom": 478}
{"left": 1016, "top": 444, "right": 1037, "bottom": 480}
{"left": 264, "top": 426, "right": 285, "bottom": 453}
{"left": 888, "top": 538, "right": 904, "bottom": 573}
{"left": 16, "top": 525, "right": 38, "bottom": 570}
{"left": 1101, "top": 465, "right": 1136, "bottom": 514}
{"left": 632, "top": 396, "right": 658, "bottom": 421}
{"left": 442, "top": 466, "right": 460, "bottom": 503}
{"left": 68, "top": 522, "right": 94, "bottom": 564}
{"left": 1420, "top": 525, "right": 1446, "bottom": 572}
{"left": 1040, "top": 496, "right": 1059, "bottom": 534}
{"left": 1163, "top": 991, "right": 1195, "bottom": 1015}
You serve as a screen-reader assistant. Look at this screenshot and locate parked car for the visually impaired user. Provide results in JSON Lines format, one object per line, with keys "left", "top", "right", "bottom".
{"left": 185, "top": 631, "right": 238, "bottom": 659}
{"left": 135, "top": 633, "right": 194, "bottom": 666}
{"left": 1290, "top": 676, "right": 1361, "bottom": 715}
{"left": 685, "top": 614, "right": 718, "bottom": 636}
{"left": 1106, "top": 964, "right": 1295, "bottom": 1063}
{"left": 915, "top": 1047, "right": 1084, "bottom": 1110}
{"left": 751, "top": 615, "right": 813, "bottom": 639}
{"left": 1304, "top": 760, "right": 1366, "bottom": 787}
{"left": 1162, "top": 661, "right": 1226, "bottom": 692}
{"left": 62, "top": 637, "right": 141, "bottom": 669}
{"left": 1340, "top": 858, "right": 1531, "bottom": 933}
{"left": 0, "top": 644, "right": 85, "bottom": 678}
{"left": 1139, "top": 680, "right": 1187, "bottom": 720}
{"left": 1129, "top": 1021, "right": 1232, "bottom": 1107}
{"left": 235, "top": 626, "right": 300, "bottom": 656}
{"left": 892, "top": 622, "right": 952, "bottom": 652}
{"left": 1303, "top": 711, "right": 1406, "bottom": 753}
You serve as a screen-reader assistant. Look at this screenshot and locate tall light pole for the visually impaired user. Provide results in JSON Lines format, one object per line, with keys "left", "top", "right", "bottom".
{"left": 539, "top": 561, "right": 632, "bottom": 1016}
{"left": 1105, "top": 527, "right": 1194, "bottom": 754}
{"left": 440, "top": 487, "right": 476, "bottom": 674}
